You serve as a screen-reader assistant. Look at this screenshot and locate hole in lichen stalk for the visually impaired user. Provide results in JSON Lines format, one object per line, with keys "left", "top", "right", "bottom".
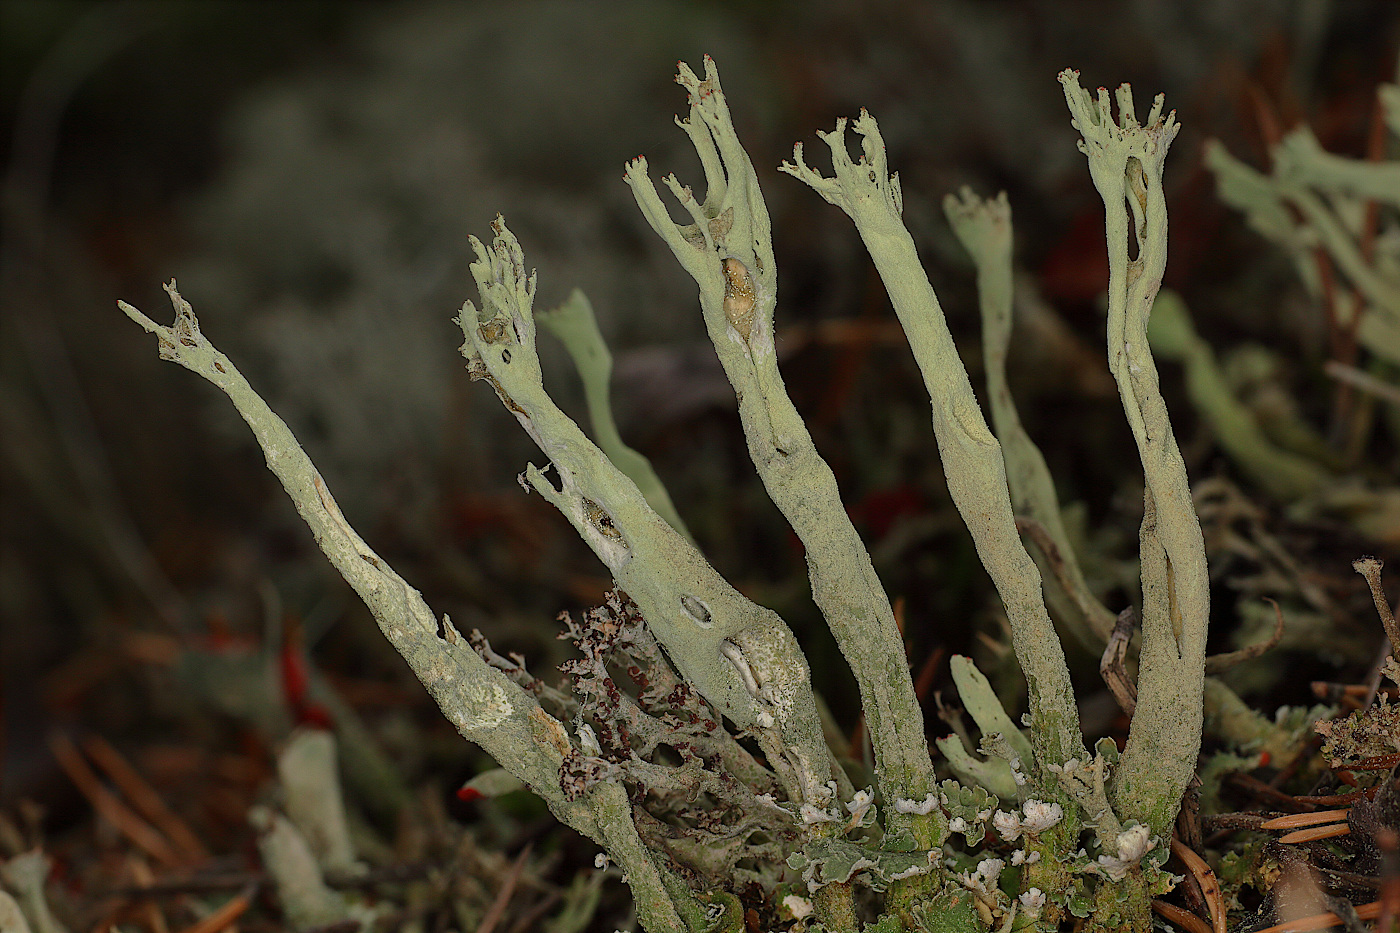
{"left": 583, "top": 498, "right": 623, "bottom": 540}
{"left": 680, "top": 595, "right": 713, "bottom": 628}
{"left": 478, "top": 319, "right": 507, "bottom": 343}
{"left": 537, "top": 464, "right": 564, "bottom": 493}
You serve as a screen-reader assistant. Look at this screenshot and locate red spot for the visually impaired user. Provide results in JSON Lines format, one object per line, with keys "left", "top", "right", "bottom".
{"left": 848, "top": 483, "right": 926, "bottom": 542}
{"left": 1040, "top": 208, "right": 1111, "bottom": 307}
{"left": 280, "top": 623, "right": 309, "bottom": 712}
{"left": 299, "top": 705, "right": 334, "bottom": 731}
{"left": 1259, "top": 751, "right": 1271, "bottom": 767}
{"left": 456, "top": 786, "right": 484, "bottom": 803}
{"left": 280, "top": 615, "right": 332, "bottom": 730}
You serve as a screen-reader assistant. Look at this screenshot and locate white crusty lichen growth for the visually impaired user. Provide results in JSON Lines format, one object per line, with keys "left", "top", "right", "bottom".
{"left": 1090, "top": 824, "right": 1156, "bottom": 883}
{"left": 624, "top": 57, "right": 944, "bottom": 853}
{"left": 119, "top": 284, "right": 696, "bottom": 933}
{"left": 1060, "top": 71, "right": 1209, "bottom": 839}
{"left": 781, "top": 92, "right": 1085, "bottom": 783}
{"left": 455, "top": 217, "right": 834, "bottom": 808}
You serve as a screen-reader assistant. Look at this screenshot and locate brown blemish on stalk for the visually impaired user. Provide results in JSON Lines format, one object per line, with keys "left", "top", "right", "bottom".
{"left": 529, "top": 706, "right": 572, "bottom": 757}
{"left": 582, "top": 498, "right": 622, "bottom": 540}
{"left": 721, "top": 257, "right": 756, "bottom": 340}
{"left": 465, "top": 356, "right": 528, "bottom": 416}
{"left": 478, "top": 319, "right": 509, "bottom": 344}
{"left": 708, "top": 207, "right": 734, "bottom": 243}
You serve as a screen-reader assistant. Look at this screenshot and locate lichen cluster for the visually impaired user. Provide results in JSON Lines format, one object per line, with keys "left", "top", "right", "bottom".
{"left": 117, "top": 56, "right": 1399, "bottom": 933}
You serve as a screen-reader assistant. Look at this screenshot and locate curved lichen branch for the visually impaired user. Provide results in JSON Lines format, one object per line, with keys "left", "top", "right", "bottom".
{"left": 119, "top": 281, "right": 695, "bottom": 933}
{"left": 781, "top": 110, "right": 903, "bottom": 222}
{"left": 1354, "top": 557, "right": 1400, "bottom": 664}
{"left": 1060, "top": 70, "right": 1208, "bottom": 839}
{"left": 625, "top": 58, "right": 945, "bottom": 857}
{"left": 783, "top": 106, "right": 1086, "bottom": 789}
{"left": 456, "top": 219, "right": 835, "bottom": 811}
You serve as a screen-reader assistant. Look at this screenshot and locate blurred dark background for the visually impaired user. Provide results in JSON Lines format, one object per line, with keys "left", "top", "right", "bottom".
{"left": 1, "top": 0, "right": 1398, "bottom": 925}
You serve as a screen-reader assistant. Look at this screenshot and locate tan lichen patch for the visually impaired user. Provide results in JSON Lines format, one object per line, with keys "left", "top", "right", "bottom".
{"left": 721, "top": 257, "right": 757, "bottom": 341}
{"left": 529, "top": 705, "right": 573, "bottom": 757}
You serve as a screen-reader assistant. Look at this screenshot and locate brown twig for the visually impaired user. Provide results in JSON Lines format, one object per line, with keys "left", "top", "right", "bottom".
{"left": 506, "top": 889, "right": 564, "bottom": 933}
{"left": 1202, "top": 812, "right": 1270, "bottom": 833}
{"left": 1376, "top": 827, "right": 1398, "bottom": 933}
{"left": 1099, "top": 606, "right": 1138, "bottom": 717}
{"left": 1171, "top": 836, "right": 1227, "bottom": 933}
{"left": 1293, "top": 788, "right": 1372, "bottom": 807}
{"left": 1324, "top": 361, "right": 1400, "bottom": 409}
{"left": 1353, "top": 558, "right": 1400, "bottom": 664}
{"left": 127, "top": 856, "right": 169, "bottom": 933}
{"left": 82, "top": 734, "right": 209, "bottom": 862}
{"left": 1261, "top": 806, "right": 1354, "bottom": 845}
{"left": 1015, "top": 514, "right": 1115, "bottom": 641}
{"left": 475, "top": 843, "right": 532, "bottom": 933}
{"left": 173, "top": 886, "right": 254, "bottom": 933}
{"left": 911, "top": 645, "right": 945, "bottom": 705}
{"left": 1311, "top": 681, "right": 1371, "bottom": 716}
{"left": 1262, "top": 809, "right": 1353, "bottom": 831}
{"left": 1151, "top": 897, "right": 1215, "bottom": 933}
{"left": 1227, "top": 772, "right": 1317, "bottom": 810}
{"left": 1252, "top": 899, "right": 1381, "bottom": 932}
{"left": 1347, "top": 754, "right": 1400, "bottom": 772}
{"left": 1204, "top": 598, "right": 1286, "bottom": 674}
{"left": 1277, "top": 823, "right": 1351, "bottom": 845}
{"left": 48, "top": 732, "right": 181, "bottom": 867}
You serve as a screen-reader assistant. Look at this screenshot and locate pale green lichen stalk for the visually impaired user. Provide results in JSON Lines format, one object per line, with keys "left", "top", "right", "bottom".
{"left": 935, "top": 655, "right": 1036, "bottom": 801}
{"left": 781, "top": 104, "right": 1084, "bottom": 786}
{"left": 536, "top": 288, "right": 694, "bottom": 544}
{"left": 944, "top": 188, "right": 1118, "bottom": 650}
{"left": 1205, "top": 69, "right": 1400, "bottom": 366}
{"left": 623, "top": 58, "right": 945, "bottom": 855}
{"left": 1147, "top": 289, "right": 1332, "bottom": 501}
{"left": 455, "top": 218, "right": 834, "bottom": 808}
{"left": 1059, "top": 70, "right": 1208, "bottom": 838}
